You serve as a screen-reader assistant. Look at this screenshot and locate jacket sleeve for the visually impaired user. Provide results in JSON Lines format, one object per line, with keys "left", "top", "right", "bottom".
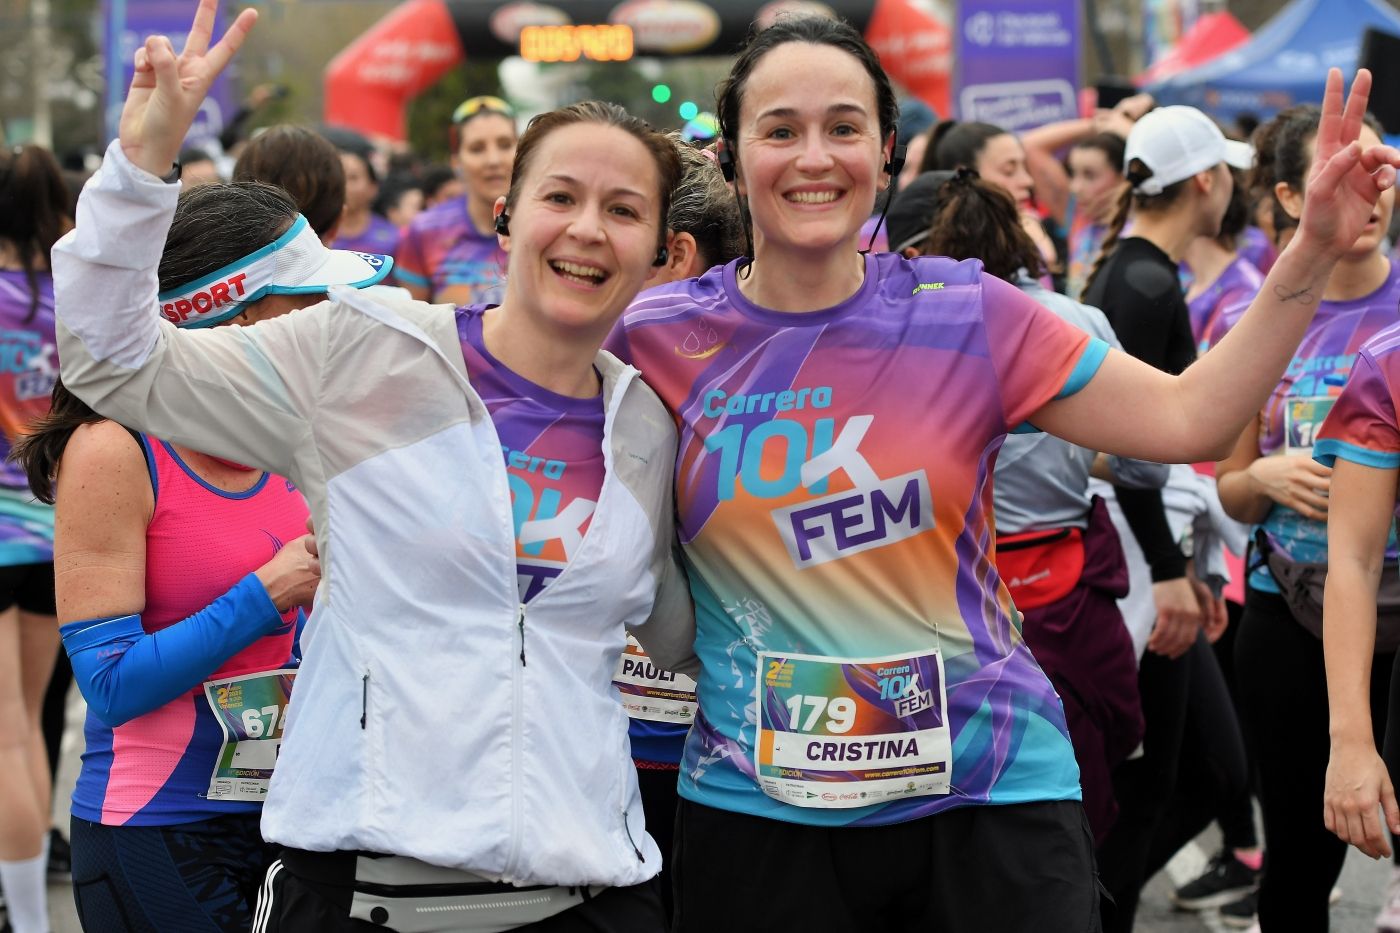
{"left": 624, "top": 409, "right": 698, "bottom": 678}
{"left": 631, "top": 543, "right": 699, "bottom": 678}
{"left": 52, "top": 142, "right": 326, "bottom": 479}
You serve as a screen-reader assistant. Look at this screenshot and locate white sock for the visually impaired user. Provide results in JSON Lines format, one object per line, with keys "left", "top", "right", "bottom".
{"left": 0, "top": 849, "right": 49, "bottom": 933}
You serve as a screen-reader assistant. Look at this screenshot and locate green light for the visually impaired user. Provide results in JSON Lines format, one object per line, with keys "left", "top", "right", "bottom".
{"left": 651, "top": 84, "right": 672, "bottom": 104}
{"left": 678, "top": 100, "right": 699, "bottom": 120}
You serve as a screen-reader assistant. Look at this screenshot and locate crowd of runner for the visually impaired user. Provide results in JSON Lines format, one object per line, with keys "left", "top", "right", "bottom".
{"left": 3, "top": 2, "right": 1400, "bottom": 931}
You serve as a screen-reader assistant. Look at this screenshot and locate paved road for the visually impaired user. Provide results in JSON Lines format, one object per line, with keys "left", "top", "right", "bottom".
{"left": 23, "top": 686, "right": 1398, "bottom": 932}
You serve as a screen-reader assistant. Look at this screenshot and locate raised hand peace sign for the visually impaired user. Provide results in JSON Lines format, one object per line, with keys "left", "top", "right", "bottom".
{"left": 118, "top": 0, "right": 258, "bottom": 178}
{"left": 1297, "top": 69, "right": 1400, "bottom": 260}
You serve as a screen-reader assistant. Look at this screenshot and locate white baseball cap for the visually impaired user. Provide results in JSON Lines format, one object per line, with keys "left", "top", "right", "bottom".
{"left": 156, "top": 215, "right": 393, "bottom": 328}
{"left": 1124, "top": 106, "right": 1255, "bottom": 196}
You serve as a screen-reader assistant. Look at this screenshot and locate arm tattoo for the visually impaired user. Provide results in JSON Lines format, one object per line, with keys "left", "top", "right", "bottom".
{"left": 1273, "top": 284, "right": 1318, "bottom": 305}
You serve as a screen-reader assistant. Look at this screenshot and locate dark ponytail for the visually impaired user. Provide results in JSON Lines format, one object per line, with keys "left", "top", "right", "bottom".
{"left": 919, "top": 171, "right": 1045, "bottom": 281}
{"left": 0, "top": 145, "right": 72, "bottom": 320}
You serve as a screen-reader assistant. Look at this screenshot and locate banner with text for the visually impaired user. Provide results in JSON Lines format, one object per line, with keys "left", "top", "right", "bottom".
{"left": 955, "top": 0, "right": 1080, "bottom": 132}
{"left": 104, "top": 0, "right": 234, "bottom": 148}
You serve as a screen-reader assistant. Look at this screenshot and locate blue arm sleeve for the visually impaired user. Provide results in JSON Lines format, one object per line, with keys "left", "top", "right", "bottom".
{"left": 61, "top": 573, "right": 287, "bottom": 728}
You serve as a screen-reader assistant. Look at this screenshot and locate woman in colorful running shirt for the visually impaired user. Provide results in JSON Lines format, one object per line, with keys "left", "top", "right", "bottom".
{"left": 330, "top": 135, "right": 400, "bottom": 259}
{"left": 53, "top": 6, "right": 692, "bottom": 929}
{"left": 1215, "top": 103, "right": 1400, "bottom": 931}
{"left": 1066, "top": 132, "right": 1130, "bottom": 300}
{"left": 0, "top": 143, "right": 67, "bottom": 933}
{"left": 607, "top": 16, "right": 1397, "bottom": 931}
{"left": 1184, "top": 172, "right": 1266, "bottom": 352}
{"left": 14, "top": 178, "right": 391, "bottom": 932}
{"left": 395, "top": 96, "right": 515, "bottom": 305}
{"left": 1315, "top": 321, "right": 1400, "bottom": 865}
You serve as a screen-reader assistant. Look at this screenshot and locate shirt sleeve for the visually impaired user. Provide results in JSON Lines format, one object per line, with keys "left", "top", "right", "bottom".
{"left": 393, "top": 218, "right": 431, "bottom": 288}
{"left": 1314, "top": 349, "right": 1400, "bottom": 469}
{"left": 602, "top": 318, "right": 635, "bottom": 366}
{"left": 981, "top": 273, "right": 1109, "bottom": 431}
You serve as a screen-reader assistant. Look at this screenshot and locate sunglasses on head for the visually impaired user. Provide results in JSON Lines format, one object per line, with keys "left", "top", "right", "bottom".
{"left": 453, "top": 96, "right": 514, "bottom": 124}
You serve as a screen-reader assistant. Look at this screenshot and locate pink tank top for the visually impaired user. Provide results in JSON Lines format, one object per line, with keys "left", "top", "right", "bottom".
{"left": 143, "top": 438, "right": 309, "bottom": 676}
{"left": 72, "top": 437, "right": 312, "bottom": 826}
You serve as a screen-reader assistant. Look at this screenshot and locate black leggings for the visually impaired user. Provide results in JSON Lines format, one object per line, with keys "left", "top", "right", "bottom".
{"left": 1235, "top": 587, "right": 1400, "bottom": 931}
{"left": 1147, "top": 627, "right": 1252, "bottom": 876}
{"left": 1098, "top": 633, "right": 1246, "bottom": 933}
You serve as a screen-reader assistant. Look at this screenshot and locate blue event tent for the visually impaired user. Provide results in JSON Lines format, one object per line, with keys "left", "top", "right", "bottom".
{"left": 1148, "top": 0, "right": 1400, "bottom": 121}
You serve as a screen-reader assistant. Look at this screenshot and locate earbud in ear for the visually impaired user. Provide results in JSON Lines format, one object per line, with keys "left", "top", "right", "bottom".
{"left": 652, "top": 245, "right": 669, "bottom": 267}
{"left": 494, "top": 213, "right": 511, "bottom": 236}
{"left": 885, "top": 142, "right": 907, "bottom": 177}
{"left": 717, "top": 144, "right": 735, "bottom": 183}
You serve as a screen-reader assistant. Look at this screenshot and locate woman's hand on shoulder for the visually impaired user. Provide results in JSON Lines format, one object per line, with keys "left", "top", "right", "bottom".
{"left": 118, "top": 0, "right": 257, "bottom": 178}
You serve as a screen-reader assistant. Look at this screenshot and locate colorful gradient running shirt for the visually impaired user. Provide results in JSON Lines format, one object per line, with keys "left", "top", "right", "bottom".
{"left": 609, "top": 253, "right": 1107, "bottom": 826}
{"left": 396, "top": 199, "right": 506, "bottom": 305}
{"left": 332, "top": 213, "right": 401, "bottom": 260}
{"left": 1213, "top": 260, "right": 1400, "bottom": 591}
{"left": 456, "top": 308, "right": 605, "bottom": 603}
{"left": 1189, "top": 255, "right": 1265, "bottom": 352}
{"left": 1066, "top": 216, "right": 1109, "bottom": 301}
{"left": 1316, "top": 323, "right": 1400, "bottom": 517}
{"left": 73, "top": 438, "right": 308, "bottom": 826}
{"left": 0, "top": 271, "right": 58, "bottom": 565}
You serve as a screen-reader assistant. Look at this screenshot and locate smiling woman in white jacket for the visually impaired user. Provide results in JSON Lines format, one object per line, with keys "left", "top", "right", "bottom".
{"left": 50, "top": 3, "right": 696, "bottom": 931}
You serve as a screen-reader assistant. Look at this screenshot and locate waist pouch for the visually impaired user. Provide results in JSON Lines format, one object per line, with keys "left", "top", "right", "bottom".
{"left": 1255, "top": 529, "right": 1400, "bottom": 652}
{"left": 996, "top": 526, "right": 1085, "bottom": 610}
{"left": 280, "top": 848, "right": 602, "bottom": 933}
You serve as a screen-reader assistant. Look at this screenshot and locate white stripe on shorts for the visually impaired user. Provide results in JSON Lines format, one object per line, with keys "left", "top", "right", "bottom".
{"left": 252, "top": 858, "right": 284, "bottom": 933}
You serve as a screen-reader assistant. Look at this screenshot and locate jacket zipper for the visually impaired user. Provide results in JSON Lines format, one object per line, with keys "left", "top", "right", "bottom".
{"left": 360, "top": 673, "right": 369, "bottom": 729}
{"left": 504, "top": 603, "right": 527, "bottom": 882}
{"left": 622, "top": 810, "right": 644, "bottom": 862}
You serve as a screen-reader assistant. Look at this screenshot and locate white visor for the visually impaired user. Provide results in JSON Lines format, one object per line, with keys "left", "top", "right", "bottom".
{"left": 157, "top": 215, "right": 393, "bottom": 328}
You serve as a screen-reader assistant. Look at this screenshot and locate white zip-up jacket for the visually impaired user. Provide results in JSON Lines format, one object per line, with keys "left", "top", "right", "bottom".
{"left": 53, "top": 144, "right": 697, "bottom": 888}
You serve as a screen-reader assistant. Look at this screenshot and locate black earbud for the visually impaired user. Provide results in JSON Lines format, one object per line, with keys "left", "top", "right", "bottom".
{"left": 885, "top": 142, "right": 907, "bottom": 178}
{"left": 652, "top": 245, "right": 669, "bottom": 267}
{"left": 494, "top": 212, "right": 510, "bottom": 236}
{"left": 717, "top": 145, "right": 735, "bottom": 182}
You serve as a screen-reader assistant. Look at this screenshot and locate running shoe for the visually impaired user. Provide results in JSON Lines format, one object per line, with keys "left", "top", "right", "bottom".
{"left": 1376, "top": 867, "right": 1400, "bottom": 932}
{"left": 1172, "top": 849, "right": 1261, "bottom": 911}
{"left": 46, "top": 827, "right": 70, "bottom": 881}
{"left": 1219, "top": 890, "right": 1258, "bottom": 929}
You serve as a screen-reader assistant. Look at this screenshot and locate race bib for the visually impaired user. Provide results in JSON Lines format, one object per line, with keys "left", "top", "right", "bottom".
{"left": 203, "top": 669, "right": 296, "bottom": 802}
{"left": 613, "top": 636, "right": 697, "bottom": 724}
{"left": 1284, "top": 396, "right": 1336, "bottom": 455}
{"left": 755, "top": 651, "right": 951, "bottom": 808}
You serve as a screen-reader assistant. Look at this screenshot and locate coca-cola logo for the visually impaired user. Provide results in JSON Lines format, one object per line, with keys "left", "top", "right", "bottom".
{"left": 491, "top": 2, "right": 571, "bottom": 45}
{"left": 610, "top": 0, "right": 721, "bottom": 54}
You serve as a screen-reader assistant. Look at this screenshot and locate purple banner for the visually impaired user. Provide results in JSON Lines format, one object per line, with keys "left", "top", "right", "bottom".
{"left": 104, "top": 0, "right": 235, "bottom": 150}
{"left": 955, "top": 0, "right": 1080, "bottom": 132}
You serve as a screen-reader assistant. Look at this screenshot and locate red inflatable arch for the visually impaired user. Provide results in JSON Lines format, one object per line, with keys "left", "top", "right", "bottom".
{"left": 324, "top": 0, "right": 952, "bottom": 143}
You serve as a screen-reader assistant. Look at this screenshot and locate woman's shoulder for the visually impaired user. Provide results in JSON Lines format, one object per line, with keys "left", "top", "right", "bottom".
{"left": 60, "top": 420, "right": 152, "bottom": 507}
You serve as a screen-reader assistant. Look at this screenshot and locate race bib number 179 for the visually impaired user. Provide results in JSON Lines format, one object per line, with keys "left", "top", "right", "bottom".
{"left": 755, "top": 651, "right": 951, "bottom": 808}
